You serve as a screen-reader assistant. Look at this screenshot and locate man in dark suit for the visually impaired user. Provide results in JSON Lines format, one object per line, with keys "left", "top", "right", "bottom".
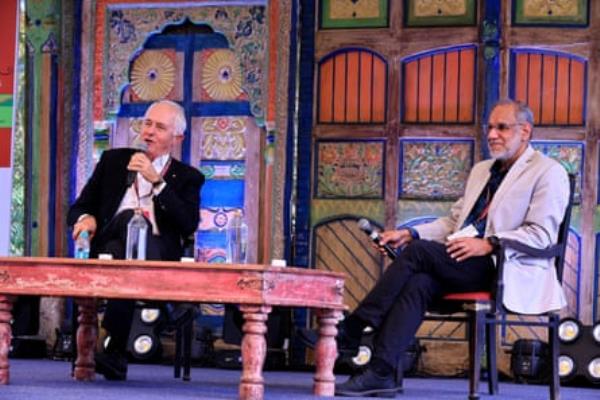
{"left": 68, "top": 100, "right": 204, "bottom": 380}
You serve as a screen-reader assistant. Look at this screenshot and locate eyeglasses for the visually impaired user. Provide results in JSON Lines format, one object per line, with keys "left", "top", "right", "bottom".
{"left": 487, "top": 122, "right": 521, "bottom": 132}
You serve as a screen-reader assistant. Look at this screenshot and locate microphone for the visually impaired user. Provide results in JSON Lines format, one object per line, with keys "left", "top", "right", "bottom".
{"left": 125, "top": 138, "right": 148, "bottom": 187}
{"left": 357, "top": 218, "right": 397, "bottom": 260}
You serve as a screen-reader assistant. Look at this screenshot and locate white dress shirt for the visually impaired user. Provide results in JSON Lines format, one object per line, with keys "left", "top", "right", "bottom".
{"left": 117, "top": 153, "right": 169, "bottom": 235}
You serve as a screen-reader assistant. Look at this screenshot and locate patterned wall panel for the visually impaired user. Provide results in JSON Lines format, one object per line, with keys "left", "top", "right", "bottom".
{"left": 404, "top": 0, "right": 477, "bottom": 27}
{"left": 320, "top": 0, "right": 388, "bottom": 29}
{"left": 512, "top": 0, "right": 589, "bottom": 26}
{"left": 402, "top": 45, "right": 476, "bottom": 123}
{"left": 129, "top": 49, "right": 179, "bottom": 101}
{"left": 399, "top": 138, "right": 474, "bottom": 200}
{"left": 194, "top": 49, "right": 247, "bottom": 102}
{"left": 318, "top": 48, "right": 387, "bottom": 124}
{"left": 192, "top": 116, "right": 250, "bottom": 263}
{"left": 531, "top": 140, "right": 583, "bottom": 203}
{"left": 312, "top": 216, "right": 387, "bottom": 311}
{"left": 96, "top": 4, "right": 267, "bottom": 120}
{"left": 311, "top": 199, "right": 385, "bottom": 226}
{"left": 510, "top": 49, "right": 587, "bottom": 126}
{"left": 315, "top": 139, "right": 385, "bottom": 199}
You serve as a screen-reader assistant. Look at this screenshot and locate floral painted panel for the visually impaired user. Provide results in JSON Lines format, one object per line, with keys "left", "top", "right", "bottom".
{"left": 315, "top": 140, "right": 385, "bottom": 199}
{"left": 531, "top": 140, "right": 582, "bottom": 203}
{"left": 512, "top": 0, "right": 589, "bottom": 26}
{"left": 400, "top": 139, "right": 473, "bottom": 200}
{"left": 197, "top": 117, "right": 247, "bottom": 161}
{"left": 405, "top": 0, "right": 476, "bottom": 27}
{"left": 320, "top": 0, "right": 388, "bottom": 29}
{"left": 103, "top": 5, "right": 267, "bottom": 119}
{"left": 195, "top": 49, "right": 247, "bottom": 102}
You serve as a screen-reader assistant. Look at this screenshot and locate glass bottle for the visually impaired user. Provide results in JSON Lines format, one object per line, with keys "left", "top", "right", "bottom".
{"left": 75, "top": 230, "right": 90, "bottom": 259}
{"left": 125, "top": 209, "right": 148, "bottom": 260}
{"left": 226, "top": 210, "right": 248, "bottom": 264}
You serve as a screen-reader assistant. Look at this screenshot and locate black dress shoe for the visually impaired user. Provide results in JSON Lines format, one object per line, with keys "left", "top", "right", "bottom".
{"left": 297, "top": 325, "right": 361, "bottom": 353}
{"left": 335, "top": 367, "right": 403, "bottom": 398}
{"left": 95, "top": 352, "right": 128, "bottom": 381}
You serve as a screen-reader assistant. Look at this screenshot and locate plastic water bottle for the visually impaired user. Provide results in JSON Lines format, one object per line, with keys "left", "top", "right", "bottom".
{"left": 75, "top": 230, "right": 90, "bottom": 259}
{"left": 226, "top": 210, "right": 248, "bottom": 264}
{"left": 125, "top": 209, "right": 148, "bottom": 260}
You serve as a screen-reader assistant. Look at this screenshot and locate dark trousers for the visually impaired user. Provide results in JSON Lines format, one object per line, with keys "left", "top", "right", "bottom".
{"left": 96, "top": 210, "right": 167, "bottom": 354}
{"left": 353, "top": 239, "right": 495, "bottom": 369}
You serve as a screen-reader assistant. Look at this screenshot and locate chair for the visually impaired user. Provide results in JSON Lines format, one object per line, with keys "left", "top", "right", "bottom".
{"left": 171, "top": 303, "right": 195, "bottom": 380}
{"left": 173, "top": 233, "right": 197, "bottom": 381}
{"left": 437, "top": 173, "right": 575, "bottom": 400}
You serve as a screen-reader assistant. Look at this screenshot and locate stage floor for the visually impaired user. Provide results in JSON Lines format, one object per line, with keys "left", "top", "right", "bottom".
{"left": 2, "top": 359, "right": 598, "bottom": 400}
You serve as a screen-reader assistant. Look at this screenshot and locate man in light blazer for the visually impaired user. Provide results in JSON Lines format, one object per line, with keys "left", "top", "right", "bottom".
{"left": 317, "top": 99, "right": 570, "bottom": 398}
{"left": 68, "top": 100, "right": 204, "bottom": 380}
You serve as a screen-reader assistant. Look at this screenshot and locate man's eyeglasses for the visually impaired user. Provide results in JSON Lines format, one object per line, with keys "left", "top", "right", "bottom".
{"left": 487, "top": 122, "right": 521, "bottom": 132}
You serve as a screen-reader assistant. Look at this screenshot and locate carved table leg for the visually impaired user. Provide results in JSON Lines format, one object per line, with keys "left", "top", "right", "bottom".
{"left": 0, "top": 295, "right": 14, "bottom": 384}
{"left": 238, "top": 305, "right": 271, "bottom": 400}
{"left": 73, "top": 298, "right": 97, "bottom": 381}
{"left": 314, "top": 308, "right": 342, "bottom": 396}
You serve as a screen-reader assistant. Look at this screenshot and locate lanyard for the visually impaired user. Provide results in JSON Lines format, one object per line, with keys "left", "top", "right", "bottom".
{"left": 133, "top": 157, "right": 172, "bottom": 205}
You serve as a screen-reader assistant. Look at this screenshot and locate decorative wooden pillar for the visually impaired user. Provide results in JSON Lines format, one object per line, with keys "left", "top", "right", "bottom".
{"left": 313, "top": 308, "right": 341, "bottom": 396}
{"left": 0, "top": 295, "right": 14, "bottom": 384}
{"left": 239, "top": 304, "right": 271, "bottom": 400}
{"left": 73, "top": 298, "right": 97, "bottom": 381}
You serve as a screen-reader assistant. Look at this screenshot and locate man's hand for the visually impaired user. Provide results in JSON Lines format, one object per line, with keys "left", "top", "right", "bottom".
{"left": 446, "top": 237, "right": 493, "bottom": 262}
{"left": 379, "top": 229, "right": 413, "bottom": 252}
{"left": 128, "top": 152, "right": 162, "bottom": 184}
{"left": 72, "top": 215, "right": 97, "bottom": 240}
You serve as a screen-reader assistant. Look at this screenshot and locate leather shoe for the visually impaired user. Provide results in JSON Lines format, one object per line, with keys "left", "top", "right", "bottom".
{"left": 95, "top": 352, "right": 128, "bottom": 381}
{"left": 297, "top": 324, "right": 361, "bottom": 354}
{"left": 335, "top": 367, "right": 403, "bottom": 398}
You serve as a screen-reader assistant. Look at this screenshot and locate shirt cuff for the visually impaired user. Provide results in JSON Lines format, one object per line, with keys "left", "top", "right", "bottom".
{"left": 406, "top": 227, "right": 420, "bottom": 240}
{"left": 152, "top": 180, "right": 166, "bottom": 195}
{"left": 76, "top": 213, "right": 91, "bottom": 223}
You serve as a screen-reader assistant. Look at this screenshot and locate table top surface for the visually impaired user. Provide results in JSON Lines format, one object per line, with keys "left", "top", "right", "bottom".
{"left": 0, "top": 256, "right": 347, "bottom": 309}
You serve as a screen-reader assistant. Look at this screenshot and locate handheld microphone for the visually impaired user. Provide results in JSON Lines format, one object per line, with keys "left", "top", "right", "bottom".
{"left": 125, "top": 138, "right": 148, "bottom": 187}
{"left": 357, "top": 218, "right": 397, "bottom": 260}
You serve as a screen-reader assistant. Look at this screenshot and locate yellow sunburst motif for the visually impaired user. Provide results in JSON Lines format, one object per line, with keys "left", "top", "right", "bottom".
{"left": 202, "top": 49, "right": 243, "bottom": 101}
{"left": 130, "top": 51, "right": 176, "bottom": 101}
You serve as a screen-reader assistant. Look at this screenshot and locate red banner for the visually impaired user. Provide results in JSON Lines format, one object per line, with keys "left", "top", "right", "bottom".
{"left": 0, "top": 128, "right": 10, "bottom": 167}
{"left": 0, "top": 0, "right": 17, "bottom": 95}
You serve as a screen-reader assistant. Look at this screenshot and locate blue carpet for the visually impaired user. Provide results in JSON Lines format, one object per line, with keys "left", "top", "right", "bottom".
{"left": 1, "top": 359, "right": 598, "bottom": 399}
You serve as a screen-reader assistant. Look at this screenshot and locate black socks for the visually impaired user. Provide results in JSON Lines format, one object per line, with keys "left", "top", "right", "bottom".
{"left": 344, "top": 314, "right": 367, "bottom": 339}
{"left": 370, "top": 356, "right": 394, "bottom": 377}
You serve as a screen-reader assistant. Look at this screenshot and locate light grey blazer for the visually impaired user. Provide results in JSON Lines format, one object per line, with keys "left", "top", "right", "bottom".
{"left": 414, "top": 146, "right": 569, "bottom": 314}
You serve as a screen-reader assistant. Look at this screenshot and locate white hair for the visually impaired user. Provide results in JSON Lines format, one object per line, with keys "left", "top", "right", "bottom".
{"left": 145, "top": 100, "right": 187, "bottom": 136}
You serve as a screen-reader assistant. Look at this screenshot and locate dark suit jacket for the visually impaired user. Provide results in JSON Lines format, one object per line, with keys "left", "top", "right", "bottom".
{"left": 67, "top": 148, "right": 204, "bottom": 260}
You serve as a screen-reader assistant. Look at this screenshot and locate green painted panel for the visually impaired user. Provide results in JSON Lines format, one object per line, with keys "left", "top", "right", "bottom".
{"left": 513, "top": 0, "right": 588, "bottom": 26}
{"left": 320, "top": 0, "right": 388, "bottom": 29}
{"left": 396, "top": 199, "right": 452, "bottom": 228}
{"left": 405, "top": 0, "right": 476, "bottom": 27}
{"left": 0, "top": 95, "right": 13, "bottom": 127}
{"left": 311, "top": 199, "right": 385, "bottom": 227}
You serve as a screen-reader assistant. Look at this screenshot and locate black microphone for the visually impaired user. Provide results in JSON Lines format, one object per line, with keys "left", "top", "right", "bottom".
{"left": 357, "top": 218, "right": 397, "bottom": 260}
{"left": 125, "top": 139, "right": 148, "bottom": 187}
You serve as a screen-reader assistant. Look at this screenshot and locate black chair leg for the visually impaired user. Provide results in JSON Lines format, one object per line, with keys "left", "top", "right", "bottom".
{"left": 549, "top": 314, "right": 560, "bottom": 400}
{"left": 485, "top": 316, "right": 498, "bottom": 395}
{"left": 468, "top": 308, "right": 485, "bottom": 400}
{"left": 174, "top": 320, "right": 183, "bottom": 379}
{"left": 182, "top": 309, "right": 193, "bottom": 381}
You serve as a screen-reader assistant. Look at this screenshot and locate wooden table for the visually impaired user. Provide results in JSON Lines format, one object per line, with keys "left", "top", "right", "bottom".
{"left": 0, "top": 256, "right": 346, "bottom": 399}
